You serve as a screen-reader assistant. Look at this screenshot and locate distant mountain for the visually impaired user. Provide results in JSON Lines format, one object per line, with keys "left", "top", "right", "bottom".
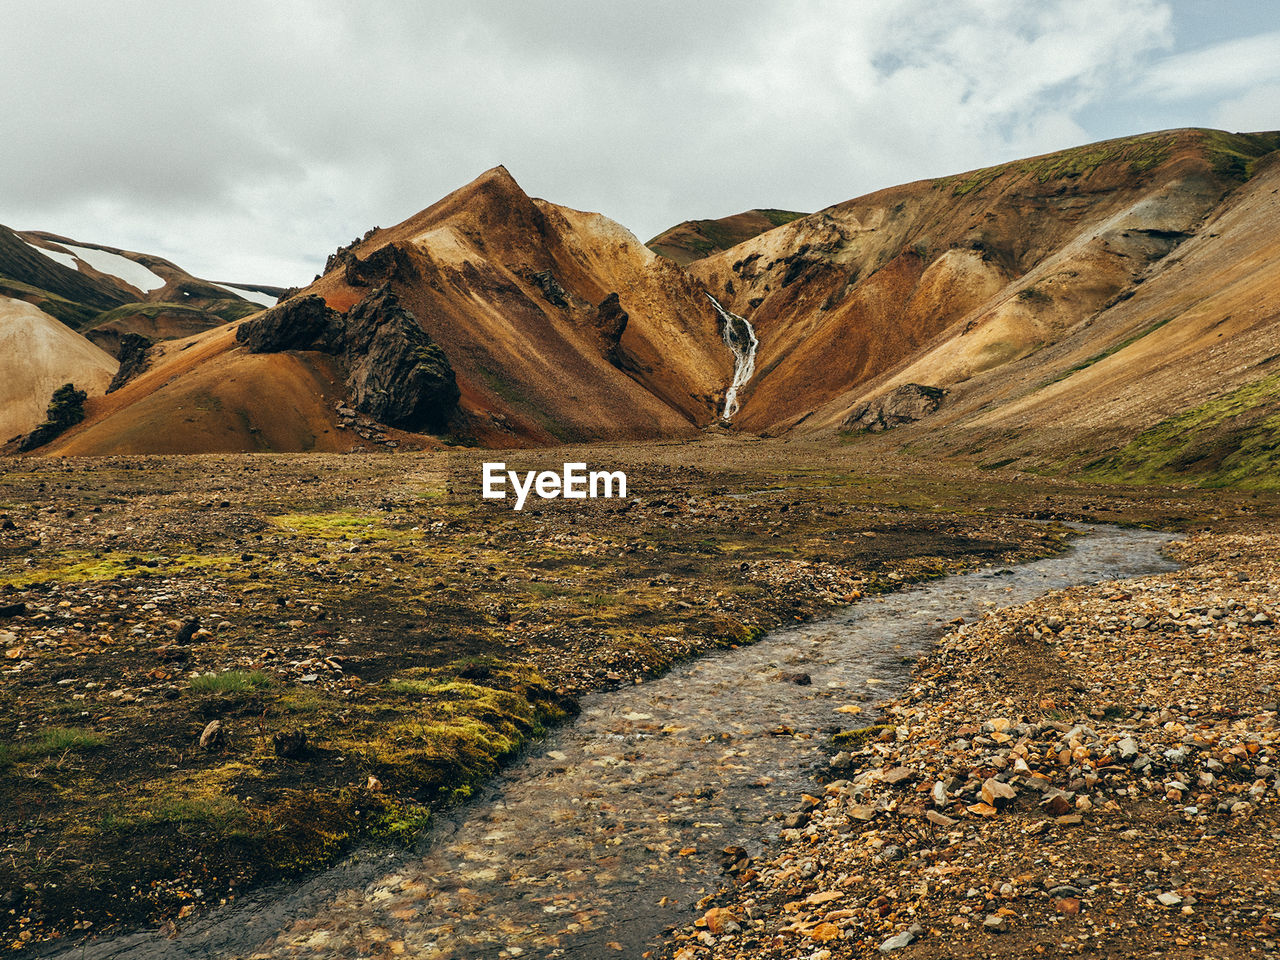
{"left": 0, "top": 296, "right": 116, "bottom": 444}
{"left": 689, "top": 128, "right": 1280, "bottom": 484}
{"left": 0, "top": 225, "right": 283, "bottom": 356}
{"left": 0, "top": 223, "right": 285, "bottom": 442}
{"left": 648, "top": 209, "right": 807, "bottom": 265}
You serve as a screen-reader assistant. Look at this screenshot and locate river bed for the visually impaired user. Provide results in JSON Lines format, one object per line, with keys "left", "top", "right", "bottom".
{"left": 61, "top": 524, "right": 1177, "bottom": 960}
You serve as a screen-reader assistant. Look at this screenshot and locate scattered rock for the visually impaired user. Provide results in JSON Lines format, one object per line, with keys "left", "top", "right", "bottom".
{"left": 982, "top": 913, "right": 1009, "bottom": 933}
{"left": 198, "top": 720, "right": 224, "bottom": 751}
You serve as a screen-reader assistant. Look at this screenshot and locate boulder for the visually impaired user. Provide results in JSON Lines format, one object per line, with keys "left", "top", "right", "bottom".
{"left": 235, "top": 294, "right": 343, "bottom": 353}
{"left": 844, "top": 383, "right": 947, "bottom": 432}
{"left": 594, "top": 292, "right": 629, "bottom": 366}
{"left": 198, "top": 719, "right": 224, "bottom": 751}
{"left": 527, "top": 269, "right": 569, "bottom": 308}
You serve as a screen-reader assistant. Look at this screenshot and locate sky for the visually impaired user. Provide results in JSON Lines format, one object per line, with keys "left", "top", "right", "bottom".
{"left": 3, "top": 1, "right": 1279, "bottom": 287}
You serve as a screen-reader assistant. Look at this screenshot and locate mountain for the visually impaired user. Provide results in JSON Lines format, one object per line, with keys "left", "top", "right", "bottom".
{"left": 0, "top": 224, "right": 283, "bottom": 356}
{"left": 38, "top": 167, "right": 733, "bottom": 454}
{"left": 0, "top": 296, "right": 116, "bottom": 443}
{"left": 688, "top": 128, "right": 1280, "bottom": 483}
{"left": 0, "top": 223, "right": 287, "bottom": 443}
{"left": 648, "top": 209, "right": 807, "bottom": 265}
{"left": 18, "top": 128, "right": 1280, "bottom": 487}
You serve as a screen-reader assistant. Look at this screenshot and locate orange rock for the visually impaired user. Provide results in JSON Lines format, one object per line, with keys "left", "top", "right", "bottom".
{"left": 809, "top": 922, "right": 841, "bottom": 942}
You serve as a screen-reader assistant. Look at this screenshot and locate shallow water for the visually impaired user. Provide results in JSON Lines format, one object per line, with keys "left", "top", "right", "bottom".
{"left": 62, "top": 525, "right": 1177, "bottom": 960}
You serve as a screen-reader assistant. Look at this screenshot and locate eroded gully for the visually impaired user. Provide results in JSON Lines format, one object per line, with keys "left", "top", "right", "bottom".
{"left": 63, "top": 525, "right": 1178, "bottom": 960}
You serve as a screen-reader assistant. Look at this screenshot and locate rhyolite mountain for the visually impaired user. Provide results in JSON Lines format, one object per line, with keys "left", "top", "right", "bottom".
{"left": 17, "top": 128, "right": 1280, "bottom": 487}
{"left": 0, "top": 226, "right": 283, "bottom": 441}
{"left": 689, "top": 128, "right": 1280, "bottom": 484}
{"left": 36, "top": 166, "right": 732, "bottom": 454}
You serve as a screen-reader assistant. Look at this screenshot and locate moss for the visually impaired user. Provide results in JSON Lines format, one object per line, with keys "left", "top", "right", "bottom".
{"left": 0, "top": 726, "right": 105, "bottom": 766}
{"left": 105, "top": 794, "right": 251, "bottom": 838}
{"left": 759, "top": 209, "right": 808, "bottom": 228}
{"left": 0, "top": 550, "right": 238, "bottom": 587}
{"left": 369, "top": 798, "right": 432, "bottom": 844}
{"left": 271, "top": 511, "right": 385, "bottom": 538}
{"left": 1197, "top": 129, "right": 1280, "bottom": 182}
{"left": 832, "top": 724, "right": 896, "bottom": 749}
{"left": 1038, "top": 315, "right": 1175, "bottom": 391}
{"left": 1082, "top": 372, "right": 1280, "bottom": 489}
{"left": 357, "top": 659, "right": 572, "bottom": 807}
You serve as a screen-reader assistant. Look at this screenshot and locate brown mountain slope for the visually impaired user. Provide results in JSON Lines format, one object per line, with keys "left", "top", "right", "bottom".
{"left": 40, "top": 167, "right": 736, "bottom": 454}
{"left": 804, "top": 146, "right": 1280, "bottom": 484}
{"left": 692, "top": 129, "right": 1280, "bottom": 440}
{"left": 647, "top": 209, "right": 807, "bottom": 266}
{"left": 44, "top": 324, "right": 349, "bottom": 456}
{"left": 303, "top": 166, "right": 733, "bottom": 444}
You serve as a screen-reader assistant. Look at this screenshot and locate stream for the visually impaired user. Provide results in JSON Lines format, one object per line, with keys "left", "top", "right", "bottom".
{"left": 61, "top": 524, "right": 1177, "bottom": 960}
{"left": 708, "top": 296, "right": 757, "bottom": 420}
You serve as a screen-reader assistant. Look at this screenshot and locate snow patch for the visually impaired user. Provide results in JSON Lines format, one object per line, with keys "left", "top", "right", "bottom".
{"left": 25, "top": 241, "right": 79, "bottom": 272}
{"left": 59, "top": 243, "right": 167, "bottom": 292}
{"left": 212, "top": 283, "right": 276, "bottom": 308}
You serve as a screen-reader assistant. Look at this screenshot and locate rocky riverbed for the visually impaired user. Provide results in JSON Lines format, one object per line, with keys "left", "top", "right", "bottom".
{"left": 660, "top": 528, "right": 1280, "bottom": 959}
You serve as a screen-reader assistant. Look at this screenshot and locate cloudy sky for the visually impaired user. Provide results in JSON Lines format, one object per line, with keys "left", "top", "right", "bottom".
{"left": 3, "top": 1, "right": 1278, "bottom": 286}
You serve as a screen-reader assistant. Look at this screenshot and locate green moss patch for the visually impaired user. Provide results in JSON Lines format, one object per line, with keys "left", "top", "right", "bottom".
{"left": 1082, "top": 372, "right": 1280, "bottom": 489}
{"left": 832, "top": 724, "right": 896, "bottom": 749}
{"left": 0, "top": 726, "right": 106, "bottom": 767}
{"left": 190, "top": 670, "right": 272, "bottom": 694}
{"left": 0, "top": 550, "right": 238, "bottom": 587}
{"left": 271, "top": 511, "right": 386, "bottom": 538}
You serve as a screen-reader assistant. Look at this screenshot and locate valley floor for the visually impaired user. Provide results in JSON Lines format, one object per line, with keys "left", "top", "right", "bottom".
{"left": 0, "top": 441, "right": 1275, "bottom": 953}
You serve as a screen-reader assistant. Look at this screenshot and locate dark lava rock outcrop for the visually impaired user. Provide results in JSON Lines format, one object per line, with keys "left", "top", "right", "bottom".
{"left": 594, "top": 293, "right": 629, "bottom": 366}
{"left": 844, "top": 383, "right": 947, "bottom": 432}
{"left": 19, "top": 383, "right": 87, "bottom": 452}
{"left": 235, "top": 295, "right": 344, "bottom": 353}
{"left": 342, "top": 285, "right": 459, "bottom": 430}
{"left": 236, "top": 285, "right": 459, "bottom": 431}
{"left": 106, "top": 333, "right": 154, "bottom": 394}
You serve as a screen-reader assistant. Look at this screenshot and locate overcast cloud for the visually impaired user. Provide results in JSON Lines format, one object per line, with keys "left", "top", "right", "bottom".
{"left": 2, "top": 1, "right": 1278, "bottom": 285}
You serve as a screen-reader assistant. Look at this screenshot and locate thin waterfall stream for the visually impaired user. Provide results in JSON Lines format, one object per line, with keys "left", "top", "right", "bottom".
{"left": 708, "top": 296, "right": 757, "bottom": 420}
{"left": 56, "top": 525, "right": 1178, "bottom": 960}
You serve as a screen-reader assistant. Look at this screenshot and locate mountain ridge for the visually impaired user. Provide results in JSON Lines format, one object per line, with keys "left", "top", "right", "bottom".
{"left": 14, "top": 127, "right": 1280, "bottom": 487}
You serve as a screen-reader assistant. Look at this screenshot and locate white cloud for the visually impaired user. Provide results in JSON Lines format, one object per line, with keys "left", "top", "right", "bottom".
{"left": 1215, "top": 82, "right": 1280, "bottom": 132}
{"left": 6, "top": 0, "right": 1269, "bottom": 287}
{"left": 1141, "top": 30, "right": 1280, "bottom": 99}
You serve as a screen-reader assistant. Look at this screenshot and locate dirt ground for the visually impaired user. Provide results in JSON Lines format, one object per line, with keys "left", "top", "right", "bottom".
{"left": 1, "top": 439, "right": 1276, "bottom": 952}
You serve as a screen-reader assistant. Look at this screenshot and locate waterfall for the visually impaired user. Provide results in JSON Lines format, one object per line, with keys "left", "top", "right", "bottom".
{"left": 708, "top": 295, "right": 758, "bottom": 421}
